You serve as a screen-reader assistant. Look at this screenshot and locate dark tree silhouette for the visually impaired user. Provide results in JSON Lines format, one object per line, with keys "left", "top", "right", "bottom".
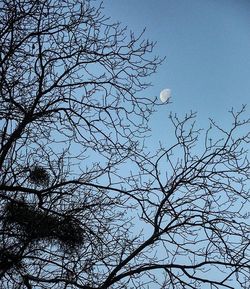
{"left": 0, "top": 1, "right": 249, "bottom": 288}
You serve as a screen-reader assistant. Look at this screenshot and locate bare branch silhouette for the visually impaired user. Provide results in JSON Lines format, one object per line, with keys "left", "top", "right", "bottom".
{"left": 0, "top": 1, "right": 249, "bottom": 288}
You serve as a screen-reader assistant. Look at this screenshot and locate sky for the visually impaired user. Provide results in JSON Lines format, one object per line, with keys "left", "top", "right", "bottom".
{"left": 102, "top": 2, "right": 250, "bottom": 286}
{"left": 104, "top": 0, "right": 250, "bottom": 146}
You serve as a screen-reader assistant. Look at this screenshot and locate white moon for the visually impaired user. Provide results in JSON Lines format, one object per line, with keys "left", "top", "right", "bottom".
{"left": 160, "top": 88, "right": 171, "bottom": 103}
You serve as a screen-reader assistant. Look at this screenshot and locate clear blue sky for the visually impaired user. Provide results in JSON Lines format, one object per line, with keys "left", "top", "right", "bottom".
{"left": 102, "top": 2, "right": 249, "bottom": 287}
{"left": 104, "top": 0, "right": 250, "bottom": 145}
{"left": 96, "top": 3, "right": 249, "bottom": 286}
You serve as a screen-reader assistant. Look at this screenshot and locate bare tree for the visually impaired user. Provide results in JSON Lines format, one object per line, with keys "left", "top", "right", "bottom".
{"left": 0, "top": 1, "right": 249, "bottom": 288}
